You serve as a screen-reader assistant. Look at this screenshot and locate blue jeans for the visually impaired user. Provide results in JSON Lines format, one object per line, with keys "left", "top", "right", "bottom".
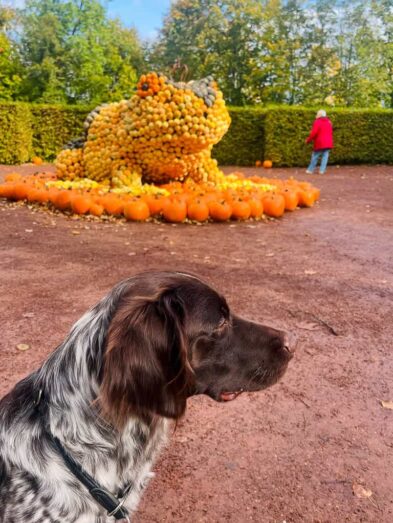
{"left": 307, "top": 149, "right": 330, "bottom": 174}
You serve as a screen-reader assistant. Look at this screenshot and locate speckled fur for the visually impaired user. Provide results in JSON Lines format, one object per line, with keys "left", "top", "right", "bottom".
{"left": 0, "top": 278, "right": 169, "bottom": 523}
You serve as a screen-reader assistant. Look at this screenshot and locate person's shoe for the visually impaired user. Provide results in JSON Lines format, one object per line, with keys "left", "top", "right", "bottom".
{"left": 319, "top": 171, "right": 325, "bottom": 175}
{"left": 306, "top": 170, "right": 313, "bottom": 174}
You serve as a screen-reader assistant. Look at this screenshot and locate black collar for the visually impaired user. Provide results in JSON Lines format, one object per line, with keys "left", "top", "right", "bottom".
{"left": 35, "top": 389, "right": 131, "bottom": 521}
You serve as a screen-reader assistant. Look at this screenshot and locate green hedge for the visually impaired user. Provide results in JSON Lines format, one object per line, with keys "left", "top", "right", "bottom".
{"left": 30, "top": 104, "right": 90, "bottom": 161}
{"left": 0, "top": 102, "right": 33, "bottom": 164}
{"left": 0, "top": 102, "right": 90, "bottom": 164}
{"left": 264, "top": 106, "right": 393, "bottom": 166}
{"left": 212, "top": 107, "right": 266, "bottom": 165}
{"left": 1, "top": 102, "right": 393, "bottom": 166}
{"left": 329, "top": 109, "right": 393, "bottom": 165}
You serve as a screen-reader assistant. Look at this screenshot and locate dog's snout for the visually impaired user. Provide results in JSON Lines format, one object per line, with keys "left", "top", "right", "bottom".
{"left": 282, "top": 332, "right": 296, "bottom": 355}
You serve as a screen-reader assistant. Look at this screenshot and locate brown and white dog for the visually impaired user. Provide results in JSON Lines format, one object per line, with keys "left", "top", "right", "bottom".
{"left": 0, "top": 271, "right": 294, "bottom": 523}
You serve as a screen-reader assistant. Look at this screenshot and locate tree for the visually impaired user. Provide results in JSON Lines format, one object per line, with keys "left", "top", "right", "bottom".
{"left": 0, "top": 6, "right": 22, "bottom": 100}
{"left": 297, "top": 0, "right": 341, "bottom": 106}
{"left": 149, "top": 0, "right": 393, "bottom": 107}
{"left": 17, "top": 0, "right": 144, "bottom": 104}
{"left": 371, "top": 0, "right": 393, "bottom": 107}
{"left": 2, "top": 0, "right": 393, "bottom": 108}
{"left": 149, "top": 0, "right": 266, "bottom": 105}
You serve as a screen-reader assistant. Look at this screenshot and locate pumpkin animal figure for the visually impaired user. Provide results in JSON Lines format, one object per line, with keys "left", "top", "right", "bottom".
{"left": 55, "top": 73, "right": 231, "bottom": 187}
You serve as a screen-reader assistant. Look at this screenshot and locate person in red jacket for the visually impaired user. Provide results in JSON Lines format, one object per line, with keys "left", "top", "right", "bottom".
{"left": 305, "top": 110, "right": 334, "bottom": 174}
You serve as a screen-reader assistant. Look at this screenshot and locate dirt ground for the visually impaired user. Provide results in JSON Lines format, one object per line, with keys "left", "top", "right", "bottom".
{"left": 0, "top": 163, "right": 392, "bottom": 523}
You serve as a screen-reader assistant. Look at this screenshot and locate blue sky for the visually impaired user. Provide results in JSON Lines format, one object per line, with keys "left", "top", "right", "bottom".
{"left": 8, "top": 0, "right": 172, "bottom": 41}
{"left": 107, "top": 0, "right": 171, "bottom": 40}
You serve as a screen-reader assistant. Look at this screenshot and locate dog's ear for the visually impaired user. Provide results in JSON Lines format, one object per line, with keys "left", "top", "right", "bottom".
{"left": 99, "top": 288, "right": 194, "bottom": 428}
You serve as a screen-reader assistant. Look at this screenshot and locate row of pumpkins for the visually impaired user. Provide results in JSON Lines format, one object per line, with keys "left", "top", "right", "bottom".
{"left": 0, "top": 172, "right": 320, "bottom": 223}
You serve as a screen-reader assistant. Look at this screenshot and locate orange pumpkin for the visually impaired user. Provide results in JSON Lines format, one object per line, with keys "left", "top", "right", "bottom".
{"left": 124, "top": 200, "right": 150, "bottom": 221}
{"left": 223, "top": 188, "right": 238, "bottom": 204}
{"left": 101, "top": 195, "right": 124, "bottom": 215}
{"left": 298, "top": 190, "right": 315, "bottom": 208}
{"left": 71, "top": 195, "right": 91, "bottom": 215}
{"left": 248, "top": 198, "right": 264, "bottom": 218}
{"left": 48, "top": 188, "right": 61, "bottom": 205}
{"left": 263, "top": 194, "right": 285, "bottom": 217}
{"left": 168, "top": 190, "right": 191, "bottom": 205}
{"left": 263, "top": 160, "right": 273, "bottom": 169}
{"left": 187, "top": 199, "right": 209, "bottom": 222}
{"left": 208, "top": 200, "right": 232, "bottom": 222}
{"left": 255, "top": 160, "right": 262, "bottom": 167}
{"left": 142, "top": 194, "right": 167, "bottom": 215}
{"left": 200, "top": 191, "right": 218, "bottom": 204}
{"left": 26, "top": 187, "right": 42, "bottom": 203}
{"left": 281, "top": 189, "right": 299, "bottom": 211}
{"left": 162, "top": 198, "right": 187, "bottom": 223}
{"left": 89, "top": 203, "right": 104, "bottom": 217}
{"left": 34, "top": 189, "right": 51, "bottom": 203}
{"left": 231, "top": 200, "right": 251, "bottom": 220}
{"left": 13, "top": 183, "right": 29, "bottom": 200}
{"left": 55, "top": 191, "right": 73, "bottom": 211}
{"left": 31, "top": 156, "right": 43, "bottom": 165}
{"left": 0, "top": 183, "right": 16, "bottom": 199}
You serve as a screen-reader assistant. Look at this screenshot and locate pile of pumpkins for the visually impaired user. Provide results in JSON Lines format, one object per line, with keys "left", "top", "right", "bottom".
{"left": 0, "top": 171, "right": 320, "bottom": 223}
{"left": 55, "top": 72, "right": 231, "bottom": 187}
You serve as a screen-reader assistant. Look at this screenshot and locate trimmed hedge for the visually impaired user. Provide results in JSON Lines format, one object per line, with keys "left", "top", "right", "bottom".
{"left": 31, "top": 104, "right": 90, "bottom": 161}
{"left": 0, "top": 102, "right": 90, "bottom": 164}
{"left": 0, "top": 102, "right": 33, "bottom": 164}
{"left": 212, "top": 106, "right": 266, "bottom": 165}
{"left": 264, "top": 106, "right": 393, "bottom": 166}
{"left": 1, "top": 102, "right": 393, "bottom": 166}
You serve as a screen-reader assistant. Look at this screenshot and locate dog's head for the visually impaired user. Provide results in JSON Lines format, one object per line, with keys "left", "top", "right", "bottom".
{"left": 99, "top": 271, "right": 294, "bottom": 427}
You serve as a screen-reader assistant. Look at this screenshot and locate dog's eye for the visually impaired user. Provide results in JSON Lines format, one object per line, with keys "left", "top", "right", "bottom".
{"left": 215, "top": 317, "right": 228, "bottom": 331}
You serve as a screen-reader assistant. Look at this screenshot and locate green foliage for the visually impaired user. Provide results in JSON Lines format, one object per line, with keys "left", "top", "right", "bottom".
{"left": 1, "top": 0, "right": 392, "bottom": 108}
{"left": 0, "top": 102, "right": 33, "bottom": 163}
{"left": 0, "top": 7, "right": 22, "bottom": 100}
{"left": 14, "top": 0, "right": 143, "bottom": 105}
{"left": 264, "top": 106, "right": 393, "bottom": 166}
{"left": 149, "top": 0, "right": 266, "bottom": 105}
{"left": 1, "top": 102, "right": 393, "bottom": 167}
{"left": 148, "top": 0, "right": 393, "bottom": 108}
{"left": 30, "top": 104, "right": 90, "bottom": 160}
{"left": 264, "top": 107, "right": 316, "bottom": 166}
{"left": 329, "top": 109, "right": 393, "bottom": 164}
{"left": 213, "top": 107, "right": 266, "bottom": 165}
{"left": 0, "top": 102, "right": 90, "bottom": 163}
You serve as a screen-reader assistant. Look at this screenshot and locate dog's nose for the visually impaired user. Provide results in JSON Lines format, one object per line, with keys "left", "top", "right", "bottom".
{"left": 282, "top": 332, "right": 296, "bottom": 354}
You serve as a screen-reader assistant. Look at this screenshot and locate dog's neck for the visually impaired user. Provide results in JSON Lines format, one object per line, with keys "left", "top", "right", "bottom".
{"left": 32, "top": 290, "right": 170, "bottom": 494}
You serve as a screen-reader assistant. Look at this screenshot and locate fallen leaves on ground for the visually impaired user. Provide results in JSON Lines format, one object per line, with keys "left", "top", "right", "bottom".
{"left": 16, "top": 343, "right": 30, "bottom": 351}
{"left": 352, "top": 483, "right": 372, "bottom": 499}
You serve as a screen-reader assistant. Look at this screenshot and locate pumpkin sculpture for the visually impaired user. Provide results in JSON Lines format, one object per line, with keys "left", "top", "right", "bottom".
{"left": 55, "top": 72, "right": 231, "bottom": 187}
{"left": 0, "top": 73, "right": 322, "bottom": 223}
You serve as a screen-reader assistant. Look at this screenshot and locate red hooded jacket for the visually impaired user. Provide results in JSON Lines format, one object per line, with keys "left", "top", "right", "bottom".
{"left": 306, "top": 117, "right": 334, "bottom": 151}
